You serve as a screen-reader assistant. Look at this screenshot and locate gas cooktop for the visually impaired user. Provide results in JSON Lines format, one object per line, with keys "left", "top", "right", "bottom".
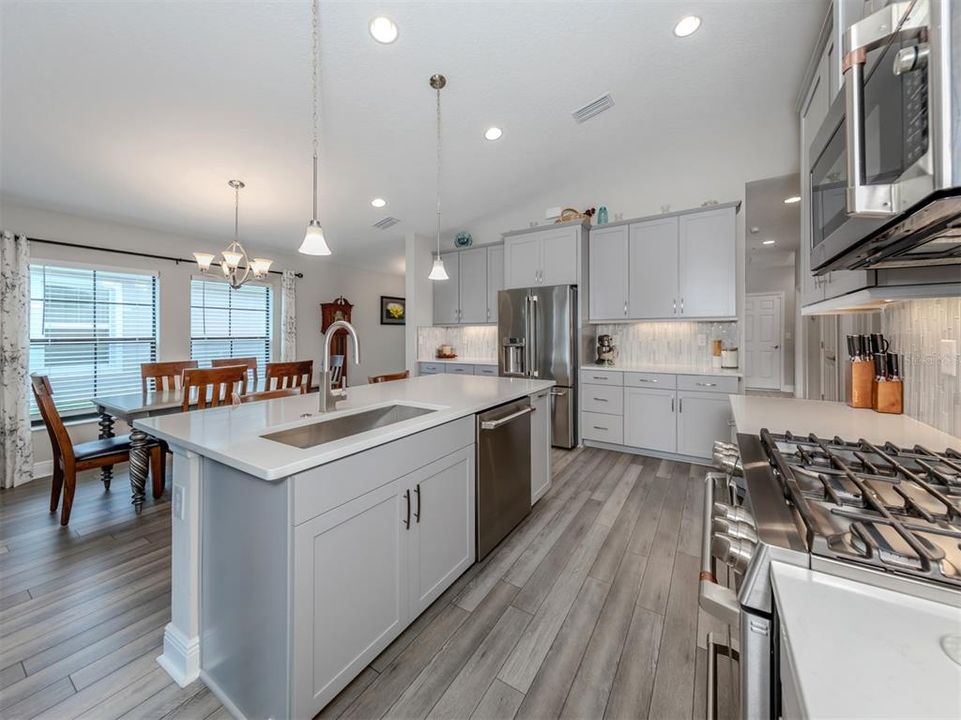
{"left": 758, "top": 430, "right": 961, "bottom": 588}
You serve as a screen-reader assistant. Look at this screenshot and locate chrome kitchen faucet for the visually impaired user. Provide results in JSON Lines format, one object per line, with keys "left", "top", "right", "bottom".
{"left": 321, "top": 320, "right": 361, "bottom": 412}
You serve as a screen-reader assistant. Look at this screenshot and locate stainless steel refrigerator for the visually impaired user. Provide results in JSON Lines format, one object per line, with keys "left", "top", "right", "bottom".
{"left": 498, "top": 285, "right": 577, "bottom": 448}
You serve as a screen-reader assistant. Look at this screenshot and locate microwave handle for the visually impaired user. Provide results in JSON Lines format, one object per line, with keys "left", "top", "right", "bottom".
{"left": 841, "top": 1, "right": 926, "bottom": 217}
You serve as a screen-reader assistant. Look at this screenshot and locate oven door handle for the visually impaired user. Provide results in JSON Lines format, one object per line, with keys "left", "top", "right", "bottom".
{"left": 699, "top": 473, "right": 741, "bottom": 628}
{"left": 842, "top": 1, "right": 928, "bottom": 217}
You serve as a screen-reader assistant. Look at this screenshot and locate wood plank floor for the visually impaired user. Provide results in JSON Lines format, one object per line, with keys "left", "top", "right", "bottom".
{"left": 0, "top": 448, "right": 720, "bottom": 719}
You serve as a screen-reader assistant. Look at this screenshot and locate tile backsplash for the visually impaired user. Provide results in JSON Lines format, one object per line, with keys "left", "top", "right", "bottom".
{"left": 592, "top": 321, "right": 738, "bottom": 369}
{"left": 881, "top": 298, "right": 960, "bottom": 437}
{"left": 417, "top": 325, "right": 498, "bottom": 361}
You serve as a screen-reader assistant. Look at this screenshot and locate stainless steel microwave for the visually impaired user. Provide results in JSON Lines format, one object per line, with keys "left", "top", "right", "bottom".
{"left": 810, "top": 0, "right": 961, "bottom": 273}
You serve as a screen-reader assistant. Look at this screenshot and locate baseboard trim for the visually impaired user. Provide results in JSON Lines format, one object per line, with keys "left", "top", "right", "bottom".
{"left": 781, "top": 384, "right": 796, "bottom": 393}
{"left": 29, "top": 460, "right": 53, "bottom": 483}
{"left": 200, "top": 670, "right": 250, "bottom": 720}
{"left": 157, "top": 623, "right": 201, "bottom": 689}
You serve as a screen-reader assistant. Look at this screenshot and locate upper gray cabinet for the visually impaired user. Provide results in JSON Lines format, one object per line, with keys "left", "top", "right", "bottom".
{"left": 588, "top": 205, "right": 737, "bottom": 322}
{"left": 432, "top": 244, "right": 503, "bottom": 325}
{"left": 504, "top": 224, "right": 581, "bottom": 289}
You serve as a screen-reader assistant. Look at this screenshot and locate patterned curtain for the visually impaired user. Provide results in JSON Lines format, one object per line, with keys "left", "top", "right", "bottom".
{"left": 281, "top": 270, "right": 297, "bottom": 361}
{"left": 0, "top": 232, "right": 34, "bottom": 488}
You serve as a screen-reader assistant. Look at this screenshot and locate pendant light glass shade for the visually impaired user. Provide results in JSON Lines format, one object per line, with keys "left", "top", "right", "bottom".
{"left": 299, "top": 220, "right": 331, "bottom": 255}
{"left": 428, "top": 256, "right": 449, "bottom": 280}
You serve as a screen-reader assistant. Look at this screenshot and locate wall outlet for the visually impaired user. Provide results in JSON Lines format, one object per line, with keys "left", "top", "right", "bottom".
{"left": 697, "top": 333, "right": 707, "bottom": 347}
{"left": 941, "top": 339, "right": 958, "bottom": 377}
{"left": 173, "top": 485, "right": 186, "bottom": 520}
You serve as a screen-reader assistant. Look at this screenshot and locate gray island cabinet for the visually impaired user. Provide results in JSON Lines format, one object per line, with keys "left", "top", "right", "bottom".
{"left": 133, "top": 374, "right": 554, "bottom": 720}
{"left": 203, "top": 417, "right": 474, "bottom": 719}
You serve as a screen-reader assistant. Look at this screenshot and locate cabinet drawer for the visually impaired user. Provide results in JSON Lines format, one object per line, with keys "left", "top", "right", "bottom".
{"left": 445, "top": 363, "right": 475, "bottom": 375}
{"left": 419, "top": 362, "right": 445, "bottom": 375}
{"left": 580, "top": 369, "right": 623, "bottom": 386}
{"left": 581, "top": 384, "right": 623, "bottom": 414}
{"left": 623, "top": 372, "right": 676, "bottom": 389}
{"left": 676, "top": 374, "right": 738, "bottom": 394}
{"left": 475, "top": 365, "right": 498, "bottom": 376}
{"left": 581, "top": 412, "right": 623, "bottom": 444}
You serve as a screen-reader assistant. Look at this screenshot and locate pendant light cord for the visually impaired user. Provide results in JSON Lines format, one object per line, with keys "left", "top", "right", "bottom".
{"left": 311, "top": 0, "right": 320, "bottom": 220}
{"left": 234, "top": 183, "right": 240, "bottom": 239}
{"left": 435, "top": 83, "right": 442, "bottom": 259}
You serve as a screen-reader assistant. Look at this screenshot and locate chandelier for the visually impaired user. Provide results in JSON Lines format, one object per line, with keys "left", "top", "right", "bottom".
{"left": 193, "top": 180, "right": 273, "bottom": 289}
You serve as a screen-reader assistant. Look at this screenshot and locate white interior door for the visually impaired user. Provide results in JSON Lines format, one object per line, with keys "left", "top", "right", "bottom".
{"left": 744, "top": 293, "right": 783, "bottom": 390}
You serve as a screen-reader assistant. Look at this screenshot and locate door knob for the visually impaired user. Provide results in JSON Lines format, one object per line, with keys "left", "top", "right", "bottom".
{"left": 773, "top": 344, "right": 780, "bottom": 349}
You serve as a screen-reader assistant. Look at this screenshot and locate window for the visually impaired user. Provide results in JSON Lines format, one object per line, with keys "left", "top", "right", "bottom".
{"left": 190, "top": 278, "right": 272, "bottom": 372}
{"left": 29, "top": 264, "right": 158, "bottom": 416}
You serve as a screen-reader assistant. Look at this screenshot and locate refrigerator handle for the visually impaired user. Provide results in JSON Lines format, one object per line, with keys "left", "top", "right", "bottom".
{"left": 528, "top": 293, "right": 538, "bottom": 377}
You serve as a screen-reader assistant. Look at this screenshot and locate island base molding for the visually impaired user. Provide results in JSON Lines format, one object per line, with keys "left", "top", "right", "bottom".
{"left": 157, "top": 623, "right": 201, "bottom": 688}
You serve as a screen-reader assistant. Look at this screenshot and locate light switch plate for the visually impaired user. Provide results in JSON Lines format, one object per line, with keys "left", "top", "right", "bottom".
{"left": 173, "top": 485, "right": 186, "bottom": 520}
{"left": 697, "top": 334, "right": 707, "bottom": 347}
{"left": 941, "top": 339, "right": 958, "bottom": 377}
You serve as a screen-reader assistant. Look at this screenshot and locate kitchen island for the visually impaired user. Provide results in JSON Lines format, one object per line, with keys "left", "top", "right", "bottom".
{"left": 134, "top": 374, "right": 554, "bottom": 719}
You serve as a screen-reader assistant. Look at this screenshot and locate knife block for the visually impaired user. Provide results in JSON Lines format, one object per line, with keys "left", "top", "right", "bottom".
{"left": 847, "top": 360, "right": 874, "bottom": 409}
{"left": 874, "top": 379, "right": 903, "bottom": 414}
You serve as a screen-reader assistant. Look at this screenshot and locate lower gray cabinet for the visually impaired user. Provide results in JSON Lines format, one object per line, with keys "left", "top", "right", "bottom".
{"left": 405, "top": 447, "right": 475, "bottom": 618}
{"left": 623, "top": 386, "right": 676, "bottom": 454}
{"left": 530, "top": 390, "right": 551, "bottom": 503}
{"left": 676, "top": 391, "right": 732, "bottom": 460}
{"left": 292, "top": 481, "right": 407, "bottom": 718}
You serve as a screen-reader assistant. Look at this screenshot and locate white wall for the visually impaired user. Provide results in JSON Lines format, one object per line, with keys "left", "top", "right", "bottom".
{"left": 404, "top": 232, "right": 435, "bottom": 372}
{"left": 3, "top": 197, "right": 405, "bottom": 473}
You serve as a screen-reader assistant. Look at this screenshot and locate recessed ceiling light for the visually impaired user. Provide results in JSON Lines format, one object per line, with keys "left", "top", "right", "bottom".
{"left": 762, "top": 239, "right": 776, "bottom": 245}
{"left": 369, "top": 17, "right": 398, "bottom": 44}
{"left": 673, "top": 15, "right": 701, "bottom": 37}
{"left": 371, "top": 198, "right": 387, "bottom": 208}
{"left": 784, "top": 196, "right": 801, "bottom": 204}
{"left": 484, "top": 127, "right": 503, "bottom": 141}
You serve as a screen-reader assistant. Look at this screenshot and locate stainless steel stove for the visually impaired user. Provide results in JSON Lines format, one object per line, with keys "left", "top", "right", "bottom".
{"left": 699, "top": 430, "right": 961, "bottom": 720}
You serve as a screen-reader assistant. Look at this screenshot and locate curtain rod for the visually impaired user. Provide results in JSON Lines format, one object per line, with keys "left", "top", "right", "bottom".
{"left": 27, "top": 237, "right": 304, "bottom": 279}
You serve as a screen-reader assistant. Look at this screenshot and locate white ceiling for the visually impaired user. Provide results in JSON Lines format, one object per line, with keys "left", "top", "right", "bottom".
{"left": 745, "top": 173, "right": 801, "bottom": 267}
{"left": 1, "top": 1, "right": 825, "bottom": 275}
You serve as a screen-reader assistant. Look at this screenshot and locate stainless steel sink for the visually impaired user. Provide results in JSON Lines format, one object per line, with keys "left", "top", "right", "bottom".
{"left": 261, "top": 404, "right": 436, "bottom": 449}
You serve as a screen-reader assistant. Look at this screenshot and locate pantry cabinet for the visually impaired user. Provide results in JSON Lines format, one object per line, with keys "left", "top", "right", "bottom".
{"left": 504, "top": 222, "right": 583, "bottom": 289}
{"left": 588, "top": 204, "right": 737, "bottom": 322}
{"left": 432, "top": 244, "right": 503, "bottom": 325}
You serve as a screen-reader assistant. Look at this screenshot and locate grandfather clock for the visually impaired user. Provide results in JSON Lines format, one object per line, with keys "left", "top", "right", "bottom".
{"left": 320, "top": 296, "right": 353, "bottom": 384}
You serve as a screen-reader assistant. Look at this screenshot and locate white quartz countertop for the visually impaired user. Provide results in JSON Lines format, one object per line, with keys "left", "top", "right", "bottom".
{"left": 771, "top": 562, "right": 961, "bottom": 719}
{"left": 730, "top": 395, "right": 959, "bottom": 449}
{"left": 134, "top": 374, "right": 554, "bottom": 480}
{"left": 582, "top": 363, "right": 743, "bottom": 377}
{"left": 417, "top": 357, "right": 497, "bottom": 365}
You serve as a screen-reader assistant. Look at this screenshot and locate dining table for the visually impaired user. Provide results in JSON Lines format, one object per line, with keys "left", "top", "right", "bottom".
{"left": 93, "top": 381, "right": 315, "bottom": 511}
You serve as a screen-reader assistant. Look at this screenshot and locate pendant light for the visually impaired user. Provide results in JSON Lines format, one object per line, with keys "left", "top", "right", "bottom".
{"left": 427, "top": 74, "right": 449, "bottom": 281}
{"left": 194, "top": 180, "right": 273, "bottom": 289}
{"left": 299, "top": 0, "right": 331, "bottom": 255}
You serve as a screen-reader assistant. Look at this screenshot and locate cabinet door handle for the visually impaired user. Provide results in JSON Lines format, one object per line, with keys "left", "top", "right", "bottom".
{"left": 673, "top": 299, "right": 677, "bottom": 314}
{"left": 623, "top": 301, "right": 628, "bottom": 316}
{"left": 403, "top": 489, "right": 411, "bottom": 529}
{"left": 636, "top": 378, "right": 658, "bottom": 383}
{"left": 414, "top": 484, "right": 421, "bottom": 523}
{"left": 680, "top": 298, "right": 684, "bottom": 314}
{"left": 671, "top": 397, "right": 675, "bottom": 412}
{"left": 592, "top": 425, "right": 608, "bottom": 431}
{"left": 679, "top": 398, "right": 683, "bottom": 413}
{"left": 696, "top": 382, "right": 717, "bottom": 387}
{"left": 593, "top": 397, "right": 608, "bottom": 402}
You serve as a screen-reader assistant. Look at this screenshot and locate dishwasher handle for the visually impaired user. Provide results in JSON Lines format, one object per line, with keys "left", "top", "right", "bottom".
{"left": 480, "top": 406, "right": 533, "bottom": 430}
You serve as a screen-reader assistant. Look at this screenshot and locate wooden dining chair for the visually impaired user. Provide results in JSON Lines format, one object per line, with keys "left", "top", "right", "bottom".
{"left": 368, "top": 370, "right": 410, "bottom": 384}
{"left": 141, "top": 360, "right": 198, "bottom": 393}
{"left": 31, "top": 374, "right": 165, "bottom": 526}
{"left": 181, "top": 366, "right": 249, "bottom": 411}
{"left": 212, "top": 357, "right": 258, "bottom": 387}
{"left": 231, "top": 387, "right": 303, "bottom": 405}
{"left": 265, "top": 360, "right": 313, "bottom": 392}
{"left": 329, "top": 355, "right": 345, "bottom": 388}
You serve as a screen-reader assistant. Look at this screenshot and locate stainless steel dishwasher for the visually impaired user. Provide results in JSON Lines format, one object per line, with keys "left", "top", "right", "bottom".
{"left": 476, "top": 399, "right": 532, "bottom": 560}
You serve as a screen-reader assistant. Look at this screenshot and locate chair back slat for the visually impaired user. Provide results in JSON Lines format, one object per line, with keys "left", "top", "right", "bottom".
{"left": 329, "top": 355, "right": 345, "bottom": 387}
{"left": 182, "top": 366, "right": 248, "bottom": 411}
{"left": 141, "top": 360, "right": 198, "bottom": 393}
{"left": 231, "top": 387, "right": 302, "bottom": 405}
{"left": 30, "top": 374, "right": 75, "bottom": 464}
{"left": 265, "top": 360, "right": 313, "bottom": 392}
{"left": 212, "top": 357, "right": 258, "bottom": 387}
{"left": 368, "top": 370, "right": 410, "bottom": 384}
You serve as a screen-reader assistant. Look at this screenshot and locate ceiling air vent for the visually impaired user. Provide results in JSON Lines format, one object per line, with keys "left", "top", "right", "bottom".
{"left": 373, "top": 216, "right": 401, "bottom": 230}
{"left": 572, "top": 93, "right": 615, "bottom": 123}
